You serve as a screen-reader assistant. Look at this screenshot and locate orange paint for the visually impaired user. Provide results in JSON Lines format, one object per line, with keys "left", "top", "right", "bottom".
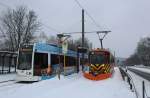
{"left": 47, "top": 65, "right": 52, "bottom": 74}
{"left": 83, "top": 73, "right": 112, "bottom": 81}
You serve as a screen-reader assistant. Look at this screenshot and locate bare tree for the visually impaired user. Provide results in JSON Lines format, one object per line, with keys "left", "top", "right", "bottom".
{"left": 0, "top": 6, "right": 40, "bottom": 51}
{"left": 47, "top": 35, "right": 58, "bottom": 44}
{"left": 74, "top": 37, "right": 92, "bottom": 49}
{"left": 47, "top": 36, "right": 93, "bottom": 51}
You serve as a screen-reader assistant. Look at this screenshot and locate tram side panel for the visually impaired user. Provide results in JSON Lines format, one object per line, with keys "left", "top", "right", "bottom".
{"left": 16, "top": 43, "right": 81, "bottom": 81}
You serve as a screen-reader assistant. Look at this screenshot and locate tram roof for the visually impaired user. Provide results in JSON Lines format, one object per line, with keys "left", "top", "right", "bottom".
{"left": 90, "top": 48, "right": 115, "bottom": 58}
{"left": 34, "top": 43, "right": 87, "bottom": 58}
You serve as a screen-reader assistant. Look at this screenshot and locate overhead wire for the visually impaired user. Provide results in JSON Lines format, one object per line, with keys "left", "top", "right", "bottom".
{"left": 0, "top": 1, "right": 103, "bottom": 35}
{"left": 63, "top": 20, "right": 81, "bottom": 33}
{"left": 74, "top": 0, "right": 84, "bottom": 10}
{"left": 0, "top": 1, "right": 61, "bottom": 34}
{"left": 0, "top": 2, "right": 9, "bottom": 8}
{"left": 41, "top": 23, "right": 60, "bottom": 33}
{"left": 74, "top": 0, "right": 102, "bottom": 30}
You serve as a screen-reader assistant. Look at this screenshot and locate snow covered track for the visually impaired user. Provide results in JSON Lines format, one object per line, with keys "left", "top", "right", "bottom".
{"left": 0, "top": 80, "right": 15, "bottom": 84}
{"left": 0, "top": 81, "right": 34, "bottom": 96}
{"left": 0, "top": 80, "right": 16, "bottom": 88}
{"left": 0, "top": 67, "right": 136, "bottom": 98}
{"left": 0, "top": 81, "right": 17, "bottom": 88}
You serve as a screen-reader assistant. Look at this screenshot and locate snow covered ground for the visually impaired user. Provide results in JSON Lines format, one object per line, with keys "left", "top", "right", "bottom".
{"left": 0, "top": 66, "right": 16, "bottom": 73}
{"left": 127, "top": 71, "right": 150, "bottom": 98}
{"left": 0, "top": 73, "right": 16, "bottom": 82}
{"left": 0, "top": 67, "right": 136, "bottom": 98}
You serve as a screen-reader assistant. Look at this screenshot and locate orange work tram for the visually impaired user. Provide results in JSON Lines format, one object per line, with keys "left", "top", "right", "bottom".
{"left": 83, "top": 48, "right": 115, "bottom": 81}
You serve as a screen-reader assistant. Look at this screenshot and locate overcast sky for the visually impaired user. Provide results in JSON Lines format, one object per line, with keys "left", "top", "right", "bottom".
{"left": 0, "top": 0, "right": 150, "bottom": 58}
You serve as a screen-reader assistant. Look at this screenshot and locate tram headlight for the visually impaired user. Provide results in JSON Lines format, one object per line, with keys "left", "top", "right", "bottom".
{"left": 26, "top": 72, "right": 32, "bottom": 75}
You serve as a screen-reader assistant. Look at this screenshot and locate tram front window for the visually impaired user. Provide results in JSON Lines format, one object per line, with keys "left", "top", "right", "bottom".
{"left": 90, "top": 54, "right": 107, "bottom": 65}
{"left": 18, "top": 51, "right": 32, "bottom": 70}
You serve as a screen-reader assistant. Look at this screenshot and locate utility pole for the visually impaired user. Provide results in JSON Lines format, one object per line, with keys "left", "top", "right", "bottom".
{"left": 82, "top": 9, "right": 85, "bottom": 71}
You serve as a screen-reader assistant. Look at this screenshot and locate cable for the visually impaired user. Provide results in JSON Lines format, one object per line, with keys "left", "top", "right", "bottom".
{"left": 42, "top": 23, "right": 60, "bottom": 33}
{"left": 0, "top": 2, "right": 60, "bottom": 34}
{"left": 74, "top": 0, "right": 102, "bottom": 29}
{"left": 0, "top": 2, "right": 9, "bottom": 8}
{"left": 74, "top": 0, "right": 84, "bottom": 9}
{"left": 63, "top": 20, "right": 81, "bottom": 33}
{"left": 85, "top": 11, "right": 102, "bottom": 29}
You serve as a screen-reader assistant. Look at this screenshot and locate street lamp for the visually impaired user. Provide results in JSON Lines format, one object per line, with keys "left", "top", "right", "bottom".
{"left": 57, "top": 34, "right": 71, "bottom": 44}
{"left": 57, "top": 33, "right": 71, "bottom": 77}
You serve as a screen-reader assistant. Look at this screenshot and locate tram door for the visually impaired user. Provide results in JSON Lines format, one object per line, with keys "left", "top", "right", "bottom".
{"left": 51, "top": 54, "right": 63, "bottom": 74}
{"left": 33, "top": 53, "right": 48, "bottom": 76}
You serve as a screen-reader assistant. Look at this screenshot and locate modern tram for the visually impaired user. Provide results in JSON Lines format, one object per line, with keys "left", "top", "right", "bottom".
{"left": 15, "top": 42, "right": 82, "bottom": 81}
{"left": 83, "top": 48, "right": 115, "bottom": 80}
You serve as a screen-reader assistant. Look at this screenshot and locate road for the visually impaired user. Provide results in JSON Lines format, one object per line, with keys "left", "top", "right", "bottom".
{"left": 128, "top": 68, "right": 150, "bottom": 81}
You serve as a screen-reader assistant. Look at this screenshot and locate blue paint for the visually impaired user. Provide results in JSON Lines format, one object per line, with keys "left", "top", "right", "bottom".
{"left": 41, "top": 74, "right": 56, "bottom": 80}
{"left": 34, "top": 43, "right": 88, "bottom": 58}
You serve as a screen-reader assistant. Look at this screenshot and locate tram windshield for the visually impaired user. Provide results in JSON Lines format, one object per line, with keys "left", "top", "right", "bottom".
{"left": 18, "top": 50, "right": 32, "bottom": 70}
{"left": 90, "top": 51, "right": 109, "bottom": 64}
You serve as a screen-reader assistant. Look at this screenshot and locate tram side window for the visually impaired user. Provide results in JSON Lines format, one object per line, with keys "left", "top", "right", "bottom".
{"left": 34, "top": 53, "right": 48, "bottom": 69}
{"left": 104, "top": 55, "right": 109, "bottom": 63}
{"left": 110, "top": 57, "right": 114, "bottom": 63}
{"left": 66, "top": 56, "right": 76, "bottom": 67}
{"left": 51, "top": 54, "right": 59, "bottom": 65}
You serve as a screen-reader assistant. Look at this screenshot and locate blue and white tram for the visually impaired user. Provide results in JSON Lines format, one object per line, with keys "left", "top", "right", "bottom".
{"left": 15, "top": 42, "right": 80, "bottom": 81}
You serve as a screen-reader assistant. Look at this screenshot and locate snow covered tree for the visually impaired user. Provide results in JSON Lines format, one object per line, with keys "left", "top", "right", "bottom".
{"left": 136, "top": 37, "right": 150, "bottom": 66}
{"left": 125, "top": 37, "right": 150, "bottom": 66}
{"left": 125, "top": 53, "right": 141, "bottom": 66}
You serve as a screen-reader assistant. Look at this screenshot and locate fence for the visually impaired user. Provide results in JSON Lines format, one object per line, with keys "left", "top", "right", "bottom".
{"left": 0, "top": 51, "right": 17, "bottom": 74}
{"left": 119, "top": 67, "right": 150, "bottom": 98}
{"left": 119, "top": 67, "right": 138, "bottom": 98}
{"left": 142, "top": 81, "right": 150, "bottom": 98}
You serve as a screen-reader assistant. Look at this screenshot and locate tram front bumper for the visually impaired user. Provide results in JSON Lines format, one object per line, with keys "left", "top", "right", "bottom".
{"left": 15, "top": 75, "right": 41, "bottom": 82}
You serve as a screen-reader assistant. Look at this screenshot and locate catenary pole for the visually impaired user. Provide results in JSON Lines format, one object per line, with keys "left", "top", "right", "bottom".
{"left": 82, "top": 9, "right": 85, "bottom": 71}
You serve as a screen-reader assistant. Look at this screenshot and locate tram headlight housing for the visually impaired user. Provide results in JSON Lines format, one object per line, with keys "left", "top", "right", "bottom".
{"left": 26, "top": 72, "right": 32, "bottom": 75}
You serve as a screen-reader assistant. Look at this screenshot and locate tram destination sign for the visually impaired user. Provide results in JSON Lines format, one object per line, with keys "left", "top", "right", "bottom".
{"left": 20, "top": 45, "right": 33, "bottom": 52}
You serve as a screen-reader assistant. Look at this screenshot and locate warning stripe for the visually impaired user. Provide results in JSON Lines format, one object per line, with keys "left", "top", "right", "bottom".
{"left": 106, "top": 65, "right": 110, "bottom": 73}
{"left": 103, "top": 64, "right": 108, "bottom": 70}
{"left": 89, "top": 64, "right": 112, "bottom": 74}
{"left": 105, "top": 64, "right": 110, "bottom": 73}
{"left": 90, "top": 64, "right": 103, "bottom": 71}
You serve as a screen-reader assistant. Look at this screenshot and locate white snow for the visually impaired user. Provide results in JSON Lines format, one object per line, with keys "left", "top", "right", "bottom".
{"left": 0, "top": 66, "right": 16, "bottom": 73}
{"left": 0, "top": 73, "right": 16, "bottom": 82}
{"left": 129, "top": 66, "right": 150, "bottom": 74}
{"left": 0, "top": 67, "right": 135, "bottom": 98}
{"left": 127, "top": 70, "right": 150, "bottom": 98}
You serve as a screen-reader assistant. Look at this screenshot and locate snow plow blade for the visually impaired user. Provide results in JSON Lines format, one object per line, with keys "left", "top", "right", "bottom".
{"left": 83, "top": 73, "right": 112, "bottom": 81}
